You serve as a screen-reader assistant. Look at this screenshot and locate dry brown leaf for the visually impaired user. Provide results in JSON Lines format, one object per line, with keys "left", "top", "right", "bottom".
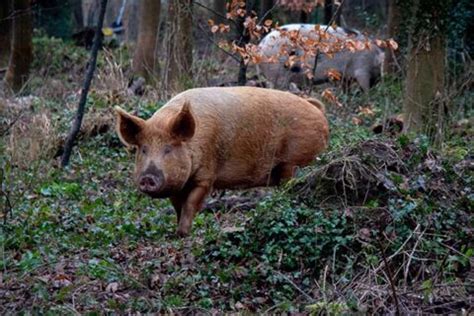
{"left": 326, "top": 68, "right": 342, "bottom": 81}
{"left": 358, "top": 106, "right": 375, "bottom": 116}
{"left": 106, "top": 282, "right": 119, "bottom": 293}
{"left": 53, "top": 273, "right": 72, "bottom": 288}
{"left": 352, "top": 117, "right": 363, "bottom": 125}
{"left": 388, "top": 38, "right": 399, "bottom": 50}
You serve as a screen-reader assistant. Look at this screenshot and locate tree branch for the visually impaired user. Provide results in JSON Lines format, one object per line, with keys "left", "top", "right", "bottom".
{"left": 61, "top": 0, "right": 108, "bottom": 167}
{"left": 196, "top": 22, "right": 240, "bottom": 63}
{"left": 194, "top": 1, "right": 237, "bottom": 27}
{"left": 257, "top": 3, "right": 278, "bottom": 25}
{"left": 308, "top": 0, "right": 346, "bottom": 94}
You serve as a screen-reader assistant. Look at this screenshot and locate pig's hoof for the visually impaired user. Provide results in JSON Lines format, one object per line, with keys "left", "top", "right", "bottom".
{"left": 176, "top": 228, "right": 190, "bottom": 237}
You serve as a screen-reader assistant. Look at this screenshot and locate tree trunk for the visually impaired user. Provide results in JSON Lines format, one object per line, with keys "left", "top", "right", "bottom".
{"left": 72, "top": 0, "right": 84, "bottom": 32}
{"left": 334, "top": 1, "right": 342, "bottom": 25}
{"left": 260, "top": 0, "right": 273, "bottom": 20}
{"left": 125, "top": 1, "right": 140, "bottom": 42}
{"left": 324, "top": 0, "right": 333, "bottom": 24}
{"left": 384, "top": 0, "right": 401, "bottom": 73}
{"left": 0, "top": 0, "right": 11, "bottom": 69}
{"left": 324, "top": 0, "right": 342, "bottom": 25}
{"left": 403, "top": 0, "right": 450, "bottom": 144}
{"left": 61, "top": 0, "right": 108, "bottom": 167}
{"left": 164, "top": 0, "right": 193, "bottom": 95}
{"left": 213, "top": 0, "right": 226, "bottom": 23}
{"left": 300, "top": 10, "right": 309, "bottom": 23}
{"left": 234, "top": 0, "right": 253, "bottom": 86}
{"left": 4, "top": 0, "right": 33, "bottom": 93}
{"left": 132, "top": 0, "right": 161, "bottom": 82}
{"left": 86, "top": 0, "right": 100, "bottom": 26}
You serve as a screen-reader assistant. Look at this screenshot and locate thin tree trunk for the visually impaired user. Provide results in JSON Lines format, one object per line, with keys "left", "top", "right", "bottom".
{"left": 132, "top": 0, "right": 161, "bottom": 82}
{"left": 0, "top": 0, "right": 11, "bottom": 69}
{"left": 235, "top": 0, "right": 253, "bottom": 86}
{"left": 61, "top": 0, "right": 108, "bottom": 167}
{"left": 260, "top": 0, "right": 273, "bottom": 20}
{"left": 403, "top": 0, "right": 449, "bottom": 144}
{"left": 384, "top": 0, "right": 400, "bottom": 73}
{"left": 213, "top": 0, "right": 226, "bottom": 23}
{"left": 300, "top": 10, "right": 309, "bottom": 23}
{"left": 404, "top": 36, "right": 446, "bottom": 139}
{"left": 72, "top": 0, "right": 84, "bottom": 31}
{"left": 125, "top": 1, "right": 139, "bottom": 42}
{"left": 324, "top": 0, "right": 333, "bottom": 24}
{"left": 164, "top": 0, "right": 193, "bottom": 95}
{"left": 334, "top": 1, "right": 342, "bottom": 25}
{"left": 4, "top": 0, "right": 33, "bottom": 92}
{"left": 86, "top": 0, "right": 100, "bottom": 26}
{"left": 324, "top": 0, "right": 343, "bottom": 25}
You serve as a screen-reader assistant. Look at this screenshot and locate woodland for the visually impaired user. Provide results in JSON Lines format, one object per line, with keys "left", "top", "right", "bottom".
{"left": 0, "top": 0, "right": 472, "bottom": 313}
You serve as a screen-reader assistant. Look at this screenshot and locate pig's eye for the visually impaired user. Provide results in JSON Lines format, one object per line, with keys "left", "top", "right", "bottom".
{"left": 141, "top": 145, "right": 149, "bottom": 155}
{"left": 163, "top": 145, "right": 172, "bottom": 155}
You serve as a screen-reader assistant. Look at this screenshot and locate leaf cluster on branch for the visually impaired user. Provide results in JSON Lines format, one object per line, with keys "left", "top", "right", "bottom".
{"left": 207, "top": 0, "right": 398, "bottom": 106}
{"left": 277, "top": 0, "right": 326, "bottom": 12}
{"left": 210, "top": 10, "right": 397, "bottom": 71}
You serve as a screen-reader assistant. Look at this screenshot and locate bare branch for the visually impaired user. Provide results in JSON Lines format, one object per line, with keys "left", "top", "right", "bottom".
{"left": 196, "top": 23, "right": 240, "bottom": 63}
{"left": 194, "top": 1, "right": 238, "bottom": 27}
{"left": 61, "top": 0, "right": 108, "bottom": 167}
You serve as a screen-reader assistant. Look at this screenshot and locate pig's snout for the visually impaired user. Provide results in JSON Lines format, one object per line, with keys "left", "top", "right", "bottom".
{"left": 139, "top": 174, "right": 161, "bottom": 191}
{"left": 138, "top": 167, "right": 164, "bottom": 196}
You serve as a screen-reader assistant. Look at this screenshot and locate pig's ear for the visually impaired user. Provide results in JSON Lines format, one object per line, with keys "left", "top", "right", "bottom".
{"left": 169, "top": 101, "right": 196, "bottom": 142}
{"left": 114, "top": 106, "right": 145, "bottom": 147}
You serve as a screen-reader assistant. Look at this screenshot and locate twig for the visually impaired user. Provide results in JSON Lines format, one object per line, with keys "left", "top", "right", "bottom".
{"left": 374, "top": 224, "right": 420, "bottom": 273}
{"left": 257, "top": 3, "right": 278, "bottom": 25}
{"left": 0, "top": 109, "right": 23, "bottom": 137}
{"left": 377, "top": 237, "right": 401, "bottom": 316}
{"left": 403, "top": 227, "right": 426, "bottom": 286}
{"left": 0, "top": 166, "right": 13, "bottom": 226}
{"left": 0, "top": 189, "right": 12, "bottom": 226}
{"left": 263, "top": 302, "right": 287, "bottom": 313}
{"left": 439, "top": 241, "right": 471, "bottom": 259}
{"left": 308, "top": 0, "right": 346, "bottom": 95}
{"left": 423, "top": 299, "right": 471, "bottom": 312}
{"left": 61, "top": 0, "right": 108, "bottom": 167}
{"left": 322, "top": 264, "right": 328, "bottom": 302}
{"left": 196, "top": 23, "right": 240, "bottom": 62}
{"left": 194, "top": 1, "right": 237, "bottom": 27}
{"left": 276, "top": 271, "right": 313, "bottom": 302}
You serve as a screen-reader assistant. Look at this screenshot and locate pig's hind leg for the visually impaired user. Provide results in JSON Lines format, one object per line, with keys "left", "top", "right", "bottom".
{"left": 269, "top": 163, "right": 296, "bottom": 186}
{"left": 354, "top": 69, "right": 370, "bottom": 93}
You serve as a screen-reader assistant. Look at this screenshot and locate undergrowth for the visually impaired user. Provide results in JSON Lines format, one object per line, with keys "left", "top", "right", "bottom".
{"left": 0, "top": 36, "right": 472, "bottom": 314}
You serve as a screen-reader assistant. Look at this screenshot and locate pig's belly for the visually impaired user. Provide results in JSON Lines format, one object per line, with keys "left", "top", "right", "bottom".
{"left": 213, "top": 175, "right": 274, "bottom": 189}
{"left": 213, "top": 160, "right": 276, "bottom": 189}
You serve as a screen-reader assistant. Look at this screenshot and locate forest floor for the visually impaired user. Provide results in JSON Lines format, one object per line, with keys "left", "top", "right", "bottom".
{"left": 0, "top": 37, "right": 473, "bottom": 314}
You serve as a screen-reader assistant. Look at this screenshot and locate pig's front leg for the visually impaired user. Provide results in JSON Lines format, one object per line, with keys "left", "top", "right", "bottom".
{"left": 169, "top": 196, "right": 183, "bottom": 223}
{"left": 170, "top": 185, "right": 196, "bottom": 223}
{"left": 354, "top": 70, "right": 370, "bottom": 93}
{"left": 176, "top": 183, "right": 211, "bottom": 237}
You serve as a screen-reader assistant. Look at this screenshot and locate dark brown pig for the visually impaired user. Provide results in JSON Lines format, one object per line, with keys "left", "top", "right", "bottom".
{"left": 115, "top": 87, "right": 329, "bottom": 236}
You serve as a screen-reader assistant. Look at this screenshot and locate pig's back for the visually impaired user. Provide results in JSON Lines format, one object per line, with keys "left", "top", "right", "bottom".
{"left": 159, "top": 87, "right": 328, "bottom": 188}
